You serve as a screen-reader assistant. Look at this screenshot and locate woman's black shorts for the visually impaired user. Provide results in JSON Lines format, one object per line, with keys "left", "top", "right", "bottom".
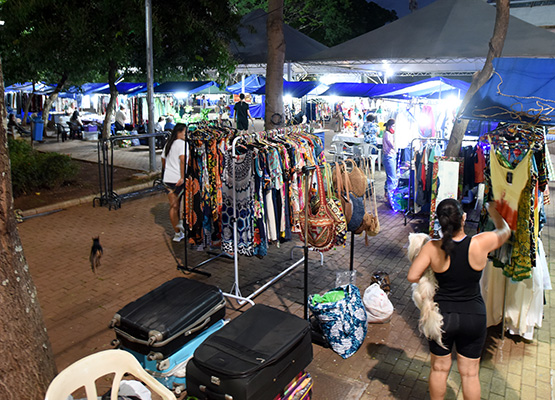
{"left": 164, "top": 182, "right": 184, "bottom": 197}
{"left": 429, "top": 312, "right": 486, "bottom": 359}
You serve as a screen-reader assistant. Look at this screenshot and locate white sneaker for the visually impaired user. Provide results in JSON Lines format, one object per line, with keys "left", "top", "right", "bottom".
{"left": 172, "top": 231, "right": 185, "bottom": 242}
{"left": 176, "top": 220, "right": 184, "bottom": 232}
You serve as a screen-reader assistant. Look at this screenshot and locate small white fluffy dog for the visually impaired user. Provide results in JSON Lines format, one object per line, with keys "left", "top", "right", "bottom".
{"left": 407, "top": 233, "right": 446, "bottom": 349}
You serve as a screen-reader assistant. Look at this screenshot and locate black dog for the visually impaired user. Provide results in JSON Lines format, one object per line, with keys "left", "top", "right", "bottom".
{"left": 90, "top": 237, "right": 103, "bottom": 274}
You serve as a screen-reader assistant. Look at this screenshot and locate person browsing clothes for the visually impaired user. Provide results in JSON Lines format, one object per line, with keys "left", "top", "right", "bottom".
{"left": 408, "top": 199, "right": 510, "bottom": 400}
{"left": 161, "top": 123, "right": 187, "bottom": 242}
{"left": 115, "top": 105, "right": 127, "bottom": 131}
{"left": 234, "top": 93, "right": 252, "bottom": 131}
{"left": 382, "top": 118, "right": 397, "bottom": 199}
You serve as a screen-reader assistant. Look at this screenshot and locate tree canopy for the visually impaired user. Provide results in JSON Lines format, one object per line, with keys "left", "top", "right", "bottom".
{"left": 0, "top": 0, "right": 242, "bottom": 85}
{"left": 231, "top": 0, "right": 397, "bottom": 47}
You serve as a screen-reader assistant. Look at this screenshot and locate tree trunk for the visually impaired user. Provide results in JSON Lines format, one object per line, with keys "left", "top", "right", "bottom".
{"left": 445, "top": 0, "right": 510, "bottom": 157}
{"left": 0, "top": 58, "right": 57, "bottom": 399}
{"left": 265, "top": 0, "right": 286, "bottom": 130}
{"left": 42, "top": 73, "right": 68, "bottom": 135}
{"left": 102, "top": 60, "right": 119, "bottom": 139}
{"left": 22, "top": 92, "right": 35, "bottom": 128}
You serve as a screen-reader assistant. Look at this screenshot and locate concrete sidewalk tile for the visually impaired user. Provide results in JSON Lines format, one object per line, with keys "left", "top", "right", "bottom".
{"left": 519, "top": 384, "right": 536, "bottom": 400}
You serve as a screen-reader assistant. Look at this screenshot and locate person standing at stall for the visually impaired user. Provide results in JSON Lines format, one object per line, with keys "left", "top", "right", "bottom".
{"left": 408, "top": 199, "right": 510, "bottom": 400}
{"left": 382, "top": 118, "right": 397, "bottom": 199}
{"left": 362, "top": 114, "right": 379, "bottom": 147}
{"left": 234, "top": 93, "right": 252, "bottom": 132}
{"left": 115, "top": 105, "right": 127, "bottom": 131}
{"left": 217, "top": 96, "right": 226, "bottom": 125}
{"left": 161, "top": 123, "right": 187, "bottom": 242}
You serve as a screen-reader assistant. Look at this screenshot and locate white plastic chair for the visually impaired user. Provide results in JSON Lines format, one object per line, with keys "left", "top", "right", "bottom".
{"left": 44, "top": 349, "right": 175, "bottom": 400}
{"left": 361, "top": 143, "right": 381, "bottom": 174}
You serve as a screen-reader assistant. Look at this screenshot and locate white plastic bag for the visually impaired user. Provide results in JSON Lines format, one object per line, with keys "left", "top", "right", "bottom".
{"left": 363, "top": 283, "right": 394, "bottom": 323}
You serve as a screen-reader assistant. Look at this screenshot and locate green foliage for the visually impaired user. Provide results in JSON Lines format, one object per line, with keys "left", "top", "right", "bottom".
{"left": 8, "top": 138, "right": 78, "bottom": 196}
{"left": 231, "top": 0, "right": 397, "bottom": 47}
{"left": 0, "top": 0, "right": 242, "bottom": 85}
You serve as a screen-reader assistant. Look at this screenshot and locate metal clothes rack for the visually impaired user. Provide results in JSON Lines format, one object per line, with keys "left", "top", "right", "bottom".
{"left": 93, "top": 132, "right": 169, "bottom": 210}
{"left": 226, "top": 128, "right": 311, "bottom": 306}
{"left": 403, "top": 137, "right": 449, "bottom": 225}
{"left": 481, "top": 128, "right": 545, "bottom": 340}
{"left": 177, "top": 124, "right": 233, "bottom": 278}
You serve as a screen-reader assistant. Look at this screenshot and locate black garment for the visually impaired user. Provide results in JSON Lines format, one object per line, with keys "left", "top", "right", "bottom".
{"left": 430, "top": 235, "right": 487, "bottom": 358}
{"left": 234, "top": 101, "right": 249, "bottom": 130}
{"left": 434, "top": 236, "right": 485, "bottom": 315}
{"left": 429, "top": 312, "right": 487, "bottom": 359}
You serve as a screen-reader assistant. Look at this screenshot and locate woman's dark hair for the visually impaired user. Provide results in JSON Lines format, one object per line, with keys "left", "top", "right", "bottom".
{"left": 8, "top": 113, "right": 15, "bottom": 121}
{"left": 71, "top": 110, "right": 79, "bottom": 120}
{"left": 366, "top": 114, "right": 375, "bottom": 122}
{"left": 436, "top": 198, "right": 464, "bottom": 256}
{"left": 164, "top": 123, "right": 187, "bottom": 158}
{"left": 385, "top": 118, "right": 395, "bottom": 130}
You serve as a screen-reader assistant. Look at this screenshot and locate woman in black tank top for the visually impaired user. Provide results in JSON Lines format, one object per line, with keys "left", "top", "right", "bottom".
{"left": 408, "top": 199, "right": 510, "bottom": 400}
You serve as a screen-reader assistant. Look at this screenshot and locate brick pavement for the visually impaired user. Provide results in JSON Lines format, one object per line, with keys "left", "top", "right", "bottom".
{"left": 17, "top": 133, "right": 555, "bottom": 399}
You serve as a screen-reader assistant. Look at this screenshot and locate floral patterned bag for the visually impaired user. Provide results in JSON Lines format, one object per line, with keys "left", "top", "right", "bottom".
{"left": 308, "top": 284, "right": 368, "bottom": 359}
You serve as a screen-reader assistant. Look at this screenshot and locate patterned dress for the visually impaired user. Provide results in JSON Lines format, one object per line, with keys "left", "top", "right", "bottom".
{"left": 221, "top": 149, "right": 255, "bottom": 256}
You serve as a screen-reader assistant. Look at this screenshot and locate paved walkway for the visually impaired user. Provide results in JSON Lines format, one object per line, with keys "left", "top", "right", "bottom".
{"left": 17, "top": 129, "right": 555, "bottom": 399}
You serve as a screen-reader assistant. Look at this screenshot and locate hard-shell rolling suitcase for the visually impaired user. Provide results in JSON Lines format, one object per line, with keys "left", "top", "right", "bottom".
{"left": 110, "top": 277, "right": 226, "bottom": 360}
{"left": 127, "top": 319, "right": 227, "bottom": 396}
{"left": 186, "top": 304, "right": 313, "bottom": 400}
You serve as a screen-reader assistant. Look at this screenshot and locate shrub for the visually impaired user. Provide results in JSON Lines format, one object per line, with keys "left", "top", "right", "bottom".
{"left": 8, "top": 138, "right": 79, "bottom": 196}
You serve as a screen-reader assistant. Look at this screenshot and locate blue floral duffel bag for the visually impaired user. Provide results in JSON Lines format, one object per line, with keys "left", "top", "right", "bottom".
{"left": 308, "top": 284, "right": 367, "bottom": 359}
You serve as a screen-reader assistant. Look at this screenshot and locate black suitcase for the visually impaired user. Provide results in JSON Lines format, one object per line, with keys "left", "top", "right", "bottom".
{"left": 110, "top": 277, "right": 226, "bottom": 360}
{"left": 186, "top": 304, "right": 313, "bottom": 400}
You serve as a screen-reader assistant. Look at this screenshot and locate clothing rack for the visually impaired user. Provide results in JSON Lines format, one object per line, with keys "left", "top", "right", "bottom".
{"left": 226, "top": 126, "right": 317, "bottom": 306}
{"left": 404, "top": 137, "right": 449, "bottom": 225}
{"left": 177, "top": 124, "right": 234, "bottom": 278}
{"left": 479, "top": 125, "right": 546, "bottom": 340}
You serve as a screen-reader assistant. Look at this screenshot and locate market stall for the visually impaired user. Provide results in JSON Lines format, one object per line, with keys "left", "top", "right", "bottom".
{"left": 460, "top": 57, "right": 555, "bottom": 340}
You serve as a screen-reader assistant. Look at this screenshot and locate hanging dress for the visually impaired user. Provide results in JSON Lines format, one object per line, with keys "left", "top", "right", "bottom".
{"left": 489, "top": 145, "right": 532, "bottom": 231}
{"left": 221, "top": 149, "right": 255, "bottom": 256}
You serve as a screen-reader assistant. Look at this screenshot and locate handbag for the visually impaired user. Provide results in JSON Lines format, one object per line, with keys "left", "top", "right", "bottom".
{"left": 298, "top": 165, "right": 336, "bottom": 251}
{"left": 341, "top": 162, "right": 365, "bottom": 233}
{"left": 345, "top": 159, "right": 367, "bottom": 197}
{"left": 333, "top": 162, "right": 352, "bottom": 224}
{"left": 308, "top": 284, "right": 367, "bottom": 359}
{"left": 321, "top": 163, "right": 348, "bottom": 247}
{"left": 363, "top": 158, "right": 380, "bottom": 238}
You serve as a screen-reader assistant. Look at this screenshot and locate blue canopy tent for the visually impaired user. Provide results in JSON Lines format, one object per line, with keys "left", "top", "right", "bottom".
{"left": 252, "top": 81, "right": 327, "bottom": 98}
{"left": 461, "top": 58, "right": 555, "bottom": 126}
{"left": 154, "top": 81, "right": 217, "bottom": 94}
{"left": 5, "top": 82, "right": 56, "bottom": 95}
{"left": 226, "top": 75, "right": 265, "bottom": 94}
{"left": 376, "top": 77, "right": 470, "bottom": 99}
{"left": 320, "top": 82, "right": 410, "bottom": 97}
{"left": 90, "top": 82, "right": 155, "bottom": 96}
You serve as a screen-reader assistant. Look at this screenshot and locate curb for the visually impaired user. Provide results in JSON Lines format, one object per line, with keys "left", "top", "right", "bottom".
{"left": 20, "top": 180, "right": 160, "bottom": 218}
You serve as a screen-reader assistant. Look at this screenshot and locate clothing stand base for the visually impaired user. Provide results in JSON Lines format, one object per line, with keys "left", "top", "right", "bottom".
{"left": 290, "top": 246, "right": 324, "bottom": 266}
{"left": 225, "top": 256, "right": 305, "bottom": 306}
{"left": 178, "top": 250, "right": 232, "bottom": 277}
{"left": 176, "top": 264, "right": 212, "bottom": 278}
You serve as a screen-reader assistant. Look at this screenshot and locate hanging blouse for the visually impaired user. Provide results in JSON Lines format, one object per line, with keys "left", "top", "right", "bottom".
{"left": 489, "top": 145, "right": 532, "bottom": 231}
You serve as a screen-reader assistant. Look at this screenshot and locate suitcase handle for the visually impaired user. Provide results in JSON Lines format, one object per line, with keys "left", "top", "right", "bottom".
{"left": 185, "top": 317, "right": 210, "bottom": 336}
{"left": 199, "top": 385, "right": 233, "bottom": 400}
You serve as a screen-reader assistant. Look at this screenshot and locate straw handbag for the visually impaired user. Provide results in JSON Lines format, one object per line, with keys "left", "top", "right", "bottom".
{"left": 345, "top": 159, "right": 367, "bottom": 197}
